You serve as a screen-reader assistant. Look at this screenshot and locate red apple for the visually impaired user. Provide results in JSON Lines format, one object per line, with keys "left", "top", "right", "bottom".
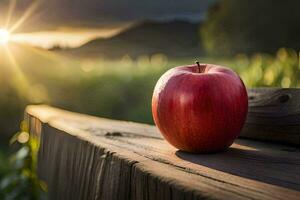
{"left": 152, "top": 63, "right": 248, "bottom": 153}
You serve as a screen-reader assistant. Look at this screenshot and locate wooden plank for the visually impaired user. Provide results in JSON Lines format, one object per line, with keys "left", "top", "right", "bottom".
{"left": 242, "top": 88, "right": 300, "bottom": 145}
{"left": 26, "top": 105, "right": 300, "bottom": 200}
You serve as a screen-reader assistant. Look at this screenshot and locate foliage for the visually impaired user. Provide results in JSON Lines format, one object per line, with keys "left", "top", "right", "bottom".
{"left": 236, "top": 48, "right": 300, "bottom": 87}
{"left": 201, "top": 0, "right": 300, "bottom": 55}
{"left": 49, "top": 55, "right": 184, "bottom": 124}
{"left": 0, "top": 121, "right": 47, "bottom": 200}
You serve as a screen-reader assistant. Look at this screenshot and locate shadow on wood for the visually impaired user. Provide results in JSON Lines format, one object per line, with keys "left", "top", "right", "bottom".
{"left": 175, "top": 139, "right": 300, "bottom": 191}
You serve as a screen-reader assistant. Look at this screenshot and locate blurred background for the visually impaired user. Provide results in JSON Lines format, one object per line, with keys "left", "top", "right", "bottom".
{"left": 0, "top": 0, "right": 299, "bottom": 198}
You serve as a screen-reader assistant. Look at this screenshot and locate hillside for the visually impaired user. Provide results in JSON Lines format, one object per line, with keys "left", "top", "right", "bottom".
{"left": 61, "top": 20, "right": 203, "bottom": 58}
{"left": 0, "top": 1, "right": 213, "bottom": 31}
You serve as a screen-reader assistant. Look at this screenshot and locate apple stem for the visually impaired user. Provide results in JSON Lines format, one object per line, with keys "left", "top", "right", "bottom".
{"left": 196, "top": 61, "right": 202, "bottom": 73}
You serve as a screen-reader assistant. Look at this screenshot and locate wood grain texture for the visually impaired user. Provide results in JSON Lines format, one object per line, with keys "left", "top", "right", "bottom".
{"left": 26, "top": 105, "right": 300, "bottom": 200}
{"left": 242, "top": 88, "right": 300, "bottom": 145}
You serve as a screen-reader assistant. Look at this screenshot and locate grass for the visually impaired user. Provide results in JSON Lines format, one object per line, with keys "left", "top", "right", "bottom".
{"left": 0, "top": 121, "right": 46, "bottom": 200}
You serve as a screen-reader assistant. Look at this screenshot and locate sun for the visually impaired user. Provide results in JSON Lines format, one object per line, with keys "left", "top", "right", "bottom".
{"left": 0, "top": 28, "right": 10, "bottom": 45}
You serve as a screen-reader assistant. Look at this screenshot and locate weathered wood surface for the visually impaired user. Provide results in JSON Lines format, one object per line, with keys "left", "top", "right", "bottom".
{"left": 242, "top": 88, "right": 300, "bottom": 145}
{"left": 26, "top": 105, "right": 300, "bottom": 200}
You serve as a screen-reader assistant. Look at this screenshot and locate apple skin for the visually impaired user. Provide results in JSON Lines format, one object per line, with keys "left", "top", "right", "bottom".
{"left": 152, "top": 63, "right": 248, "bottom": 153}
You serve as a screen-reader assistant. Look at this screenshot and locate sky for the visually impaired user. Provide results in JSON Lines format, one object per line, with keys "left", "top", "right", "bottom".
{"left": 0, "top": 0, "right": 216, "bottom": 48}
{"left": 0, "top": 0, "right": 216, "bottom": 31}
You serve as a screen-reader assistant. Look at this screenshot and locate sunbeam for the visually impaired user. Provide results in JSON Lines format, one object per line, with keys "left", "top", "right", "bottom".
{"left": 3, "top": 45, "right": 31, "bottom": 98}
{"left": 9, "top": 0, "right": 40, "bottom": 33}
{"left": 5, "top": 0, "right": 17, "bottom": 28}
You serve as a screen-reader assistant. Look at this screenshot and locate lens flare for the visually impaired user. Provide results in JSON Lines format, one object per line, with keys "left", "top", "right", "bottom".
{"left": 0, "top": 28, "right": 10, "bottom": 45}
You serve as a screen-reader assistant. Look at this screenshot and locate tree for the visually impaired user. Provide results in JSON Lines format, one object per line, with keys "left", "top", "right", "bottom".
{"left": 201, "top": 0, "right": 300, "bottom": 55}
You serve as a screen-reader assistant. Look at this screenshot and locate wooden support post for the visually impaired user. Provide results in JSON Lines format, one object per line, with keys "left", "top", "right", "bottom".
{"left": 242, "top": 88, "right": 300, "bottom": 145}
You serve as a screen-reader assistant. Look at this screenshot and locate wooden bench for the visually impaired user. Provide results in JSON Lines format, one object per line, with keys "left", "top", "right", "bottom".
{"left": 26, "top": 89, "right": 300, "bottom": 200}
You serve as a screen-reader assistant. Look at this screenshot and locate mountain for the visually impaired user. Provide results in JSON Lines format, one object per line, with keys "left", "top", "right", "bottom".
{"left": 0, "top": 0, "right": 214, "bottom": 31}
{"left": 61, "top": 20, "right": 203, "bottom": 58}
